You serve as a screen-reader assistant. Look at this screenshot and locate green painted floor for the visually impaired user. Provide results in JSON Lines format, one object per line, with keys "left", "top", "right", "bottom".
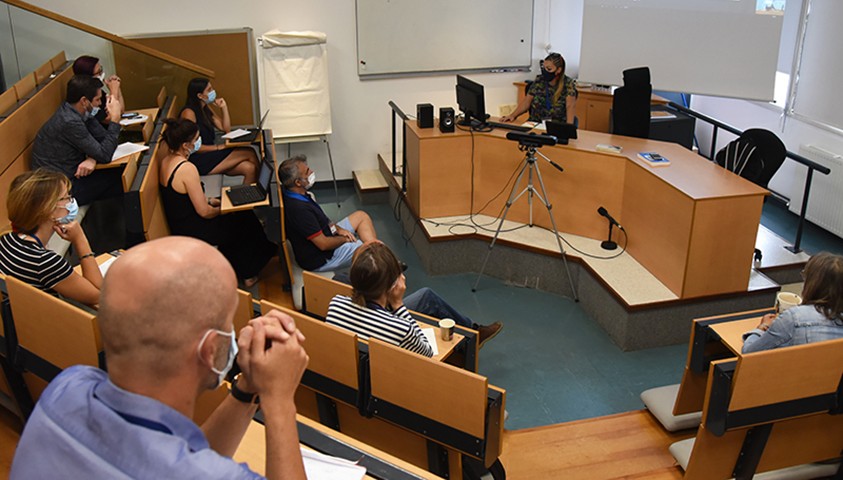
{"left": 312, "top": 184, "right": 843, "bottom": 430}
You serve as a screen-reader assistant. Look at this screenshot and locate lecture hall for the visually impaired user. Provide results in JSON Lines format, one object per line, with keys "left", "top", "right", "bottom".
{"left": 1, "top": 0, "right": 842, "bottom": 478}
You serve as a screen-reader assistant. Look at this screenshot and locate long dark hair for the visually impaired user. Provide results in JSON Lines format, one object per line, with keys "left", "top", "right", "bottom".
{"left": 349, "top": 243, "right": 402, "bottom": 307}
{"left": 801, "top": 252, "right": 843, "bottom": 322}
{"left": 160, "top": 118, "right": 199, "bottom": 152}
{"left": 184, "top": 77, "right": 214, "bottom": 130}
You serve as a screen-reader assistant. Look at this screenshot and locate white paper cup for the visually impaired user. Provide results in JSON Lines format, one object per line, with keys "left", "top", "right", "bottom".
{"left": 776, "top": 292, "right": 802, "bottom": 313}
{"left": 439, "top": 318, "right": 456, "bottom": 341}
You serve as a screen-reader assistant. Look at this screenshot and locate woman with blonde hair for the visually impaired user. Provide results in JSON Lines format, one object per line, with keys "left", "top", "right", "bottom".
{"left": 743, "top": 252, "right": 843, "bottom": 352}
{"left": 0, "top": 169, "right": 101, "bottom": 306}
{"left": 501, "top": 52, "right": 578, "bottom": 124}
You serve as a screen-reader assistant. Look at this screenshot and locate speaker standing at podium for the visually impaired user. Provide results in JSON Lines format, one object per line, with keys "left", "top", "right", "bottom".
{"left": 501, "top": 53, "right": 578, "bottom": 125}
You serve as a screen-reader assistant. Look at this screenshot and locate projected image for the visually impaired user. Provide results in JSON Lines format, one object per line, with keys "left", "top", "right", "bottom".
{"left": 756, "top": 0, "right": 785, "bottom": 15}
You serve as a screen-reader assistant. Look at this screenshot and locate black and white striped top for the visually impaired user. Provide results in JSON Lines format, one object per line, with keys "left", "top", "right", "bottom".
{"left": 326, "top": 295, "right": 433, "bottom": 357}
{"left": 0, "top": 232, "right": 73, "bottom": 291}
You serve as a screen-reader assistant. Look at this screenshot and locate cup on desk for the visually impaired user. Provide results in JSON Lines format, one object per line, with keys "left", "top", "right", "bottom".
{"left": 775, "top": 292, "right": 802, "bottom": 313}
{"left": 439, "top": 318, "right": 455, "bottom": 341}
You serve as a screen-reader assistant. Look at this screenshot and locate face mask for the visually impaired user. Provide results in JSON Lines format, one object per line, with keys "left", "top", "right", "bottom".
{"left": 541, "top": 68, "right": 556, "bottom": 82}
{"left": 55, "top": 198, "right": 79, "bottom": 225}
{"left": 95, "top": 73, "right": 105, "bottom": 82}
{"left": 198, "top": 328, "right": 238, "bottom": 388}
{"left": 90, "top": 106, "right": 100, "bottom": 117}
{"left": 303, "top": 171, "right": 317, "bottom": 190}
{"left": 190, "top": 137, "right": 202, "bottom": 154}
{"left": 205, "top": 89, "right": 217, "bottom": 104}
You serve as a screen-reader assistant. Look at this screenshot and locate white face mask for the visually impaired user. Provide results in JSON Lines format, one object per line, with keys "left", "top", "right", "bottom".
{"left": 303, "top": 171, "right": 317, "bottom": 190}
{"left": 95, "top": 72, "right": 105, "bottom": 82}
{"left": 198, "top": 328, "right": 238, "bottom": 388}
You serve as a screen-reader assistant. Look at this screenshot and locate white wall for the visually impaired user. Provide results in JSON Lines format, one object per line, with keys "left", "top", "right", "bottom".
{"left": 23, "top": 0, "right": 584, "bottom": 180}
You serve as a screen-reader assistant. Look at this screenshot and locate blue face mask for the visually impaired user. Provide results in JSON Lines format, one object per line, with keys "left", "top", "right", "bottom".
{"left": 90, "top": 106, "right": 100, "bottom": 117}
{"left": 205, "top": 89, "right": 217, "bottom": 104}
{"left": 190, "top": 136, "right": 202, "bottom": 154}
{"left": 56, "top": 198, "right": 79, "bottom": 225}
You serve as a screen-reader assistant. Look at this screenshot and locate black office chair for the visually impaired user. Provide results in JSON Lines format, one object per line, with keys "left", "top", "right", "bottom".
{"left": 714, "top": 128, "right": 787, "bottom": 262}
{"left": 611, "top": 67, "right": 652, "bottom": 139}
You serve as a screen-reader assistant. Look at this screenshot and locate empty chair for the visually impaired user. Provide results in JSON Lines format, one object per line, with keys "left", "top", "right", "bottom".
{"left": 611, "top": 66, "right": 652, "bottom": 139}
{"left": 715, "top": 128, "right": 786, "bottom": 261}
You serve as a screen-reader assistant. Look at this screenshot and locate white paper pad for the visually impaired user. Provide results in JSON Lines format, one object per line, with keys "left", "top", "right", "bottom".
{"left": 420, "top": 328, "right": 440, "bottom": 356}
{"left": 98, "top": 256, "right": 118, "bottom": 277}
{"left": 222, "top": 128, "right": 251, "bottom": 140}
{"left": 118, "top": 114, "right": 148, "bottom": 126}
{"left": 524, "top": 120, "right": 543, "bottom": 131}
{"left": 301, "top": 448, "right": 367, "bottom": 480}
{"left": 111, "top": 142, "right": 149, "bottom": 161}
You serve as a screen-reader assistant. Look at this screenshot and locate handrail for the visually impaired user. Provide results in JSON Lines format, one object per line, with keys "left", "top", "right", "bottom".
{"left": 2, "top": 0, "right": 214, "bottom": 78}
{"left": 388, "top": 101, "right": 408, "bottom": 192}
{"left": 667, "top": 101, "right": 831, "bottom": 254}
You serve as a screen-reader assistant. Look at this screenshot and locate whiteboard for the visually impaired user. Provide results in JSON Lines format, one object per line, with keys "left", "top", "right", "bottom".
{"left": 579, "top": 0, "right": 784, "bottom": 101}
{"left": 356, "top": 0, "right": 533, "bottom": 77}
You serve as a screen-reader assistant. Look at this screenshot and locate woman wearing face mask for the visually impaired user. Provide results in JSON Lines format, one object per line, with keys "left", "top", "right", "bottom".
{"left": 158, "top": 118, "right": 277, "bottom": 287}
{"left": 501, "top": 52, "right": 578, "bottom": 125}
{"left": 180, "top": 78, "right": 260, "bottom": 185}
{"left": 72, "top": 55, "right": 125, "bottom": 124}
{"left": 0, "top": 169, "right": 102, "bottom": 306}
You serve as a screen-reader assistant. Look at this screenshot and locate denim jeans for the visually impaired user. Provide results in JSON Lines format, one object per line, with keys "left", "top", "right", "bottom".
{"left": 403, "top": 287, "right": 473, "bottom": 328}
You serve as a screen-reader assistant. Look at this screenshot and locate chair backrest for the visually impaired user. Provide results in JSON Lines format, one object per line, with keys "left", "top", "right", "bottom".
{"left": 139, "top": 134, "right": 171, "bottom": 241}
{"left": 0, "top": 86, "right": 18, "bottom": 114}
{"left": 5, "top": 276, "right": 101, "bottom": 371}
{"left": 34, "top": 58, "right": 54, "bottom": 85}
{"left": 612, "top": 66, "right": 652, "bottom": 139}
{"left": 260, "top": 300, "right": 359, "bottom": 390}
{"left": 302, "top": 270, "right": 352, "bottom": 318}
{"left": 234, "top": 289, "right": 254, "bottom": 334}
{"left": 683, "top": 338, "right": 843, "bottom": 479}
{"left": 156, "top": 86, "right": 167, "bottom": 110}
{"left": 12, "top": 73, "right": 37, "bottom": 101}
{"left": 49, "top": 51, "right": 67, "bottom": 72}
{"left": 739, "top": 128, "right": 786, "bottom": 188}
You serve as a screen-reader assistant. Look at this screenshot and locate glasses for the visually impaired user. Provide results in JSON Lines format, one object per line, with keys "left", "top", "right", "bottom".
{"left": 56, "top": 195, "right": 74, "bottom": 205}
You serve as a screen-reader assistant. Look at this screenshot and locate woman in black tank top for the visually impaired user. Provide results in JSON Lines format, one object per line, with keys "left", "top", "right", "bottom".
{"left": 180, "top": 78, "right": 260, "bottom": 184}
{"left": 158, "top": 119, "right": 276, "bottom": 286}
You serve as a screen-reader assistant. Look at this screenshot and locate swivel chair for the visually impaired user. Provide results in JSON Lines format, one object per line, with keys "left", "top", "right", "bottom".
{"left": 611, "top": 67, "right": 652, "bottom": 139}
{"left": 714, "top": 128, "right": 786, "bottom": 262}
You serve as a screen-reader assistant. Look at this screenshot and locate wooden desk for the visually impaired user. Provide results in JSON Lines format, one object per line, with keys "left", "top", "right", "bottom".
{"left": 673, "top": 308, "right": 773, "bottom": 415}
{"left": 405, "top": 120, "right": 768, "bottom": 299}
{"left": 234, "top": 416, "right": 443, "bottom": 479}
{"left": 514, "top": 82, "right": 668, "bottom": 132}
{"left": 421, "top": 326, "right": 464, "bottom": 363}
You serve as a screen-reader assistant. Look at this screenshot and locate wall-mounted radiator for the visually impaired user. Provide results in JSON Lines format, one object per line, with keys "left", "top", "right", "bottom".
{"left": 789, "top": 144, "right": 843, "bottom": 238}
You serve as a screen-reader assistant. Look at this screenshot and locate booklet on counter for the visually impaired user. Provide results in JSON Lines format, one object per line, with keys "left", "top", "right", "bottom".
{"left": 638, "top": 152, "right": 671, "bottom": 167}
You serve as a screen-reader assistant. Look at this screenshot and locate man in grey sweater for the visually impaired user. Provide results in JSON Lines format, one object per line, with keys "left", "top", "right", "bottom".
{"left": 31, "top": 75, "right": 124, "bottom": 205}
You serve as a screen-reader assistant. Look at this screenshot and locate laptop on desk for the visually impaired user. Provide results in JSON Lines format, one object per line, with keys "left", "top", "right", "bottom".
{"left": 230, "top": 110, "right": 270, "bottom": 143}
{"left": 225, "top": 158, "right": 273, "bottom": 206}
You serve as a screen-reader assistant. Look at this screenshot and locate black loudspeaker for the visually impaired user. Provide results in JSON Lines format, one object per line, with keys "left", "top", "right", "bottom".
{"left": 416, "top": 103, "right": 434, "bottom": 128}
{"left": 439, "top": 107, "right": 455, "bottom": 133}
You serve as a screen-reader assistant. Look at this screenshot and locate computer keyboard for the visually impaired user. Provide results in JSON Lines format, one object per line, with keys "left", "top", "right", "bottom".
{"left": 226, "top": 184, "right": 264, "bottom": 205}
{"left": 486, "top": 121, "right": 533, "bottom": 132}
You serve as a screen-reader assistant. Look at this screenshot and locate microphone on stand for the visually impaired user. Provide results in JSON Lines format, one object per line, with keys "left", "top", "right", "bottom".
{"left": 597, "top": 206, "right": 622, "bottom": 250}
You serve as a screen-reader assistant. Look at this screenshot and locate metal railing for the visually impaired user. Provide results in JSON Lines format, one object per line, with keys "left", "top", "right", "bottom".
{"left": 388, "top": 101, "right": 409, "bottom": 193}
{"left": 667, "top": 101, "right": 831, "bottom": 254}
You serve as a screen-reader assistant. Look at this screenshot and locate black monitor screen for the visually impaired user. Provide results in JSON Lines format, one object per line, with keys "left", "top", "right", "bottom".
{"left": 456, "top": 75, "right": 488, "bottom": 127}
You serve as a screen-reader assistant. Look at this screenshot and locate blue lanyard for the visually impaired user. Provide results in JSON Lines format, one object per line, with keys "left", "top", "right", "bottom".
{"left": 366, "top": 301, "right": 391, "bottom": 313}
{"left": 27, "top": 234, "right": 44, "bottom": 248}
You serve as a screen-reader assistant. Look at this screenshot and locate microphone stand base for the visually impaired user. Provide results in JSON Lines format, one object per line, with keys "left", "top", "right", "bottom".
{"left": 601, "top": 240, "right": 618, "bottom": 250}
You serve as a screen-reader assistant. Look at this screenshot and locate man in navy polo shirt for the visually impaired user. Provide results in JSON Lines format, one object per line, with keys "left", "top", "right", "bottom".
{"left": 278, "top": 155, "right": 378, "bottom": 272}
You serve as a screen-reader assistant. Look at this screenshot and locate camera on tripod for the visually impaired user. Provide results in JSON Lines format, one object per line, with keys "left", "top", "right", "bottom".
{"left": 505, "top": 131, "right": 558, "bottom": 148}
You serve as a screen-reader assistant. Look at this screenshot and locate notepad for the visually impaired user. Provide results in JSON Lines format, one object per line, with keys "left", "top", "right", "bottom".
{"left": 596, "top": 144, "right": 623, "bottom": 154}
{"left": 222, "top": 128, "right": 251, "bottom": 140}
{"left": 111, "top": 142, "right": 149, "bottom": 161}
{"left": 301, "top": 448, "right": 367, "bottom": 480}
{"left": 420, "top": 328, "right": 440, "bottom": 356}
{"left": 118, "top": 114, "right": 148, "bottom": 126}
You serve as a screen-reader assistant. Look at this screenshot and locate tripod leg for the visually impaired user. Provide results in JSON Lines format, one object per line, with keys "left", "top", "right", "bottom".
{"left": 532, "top": 161, "right": 579, "bottom": 302}
{"left": 472, "top": 161, "right": 530, "bottom": 292}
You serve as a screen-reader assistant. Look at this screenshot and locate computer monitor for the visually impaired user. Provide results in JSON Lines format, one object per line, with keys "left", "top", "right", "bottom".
{"left": 456, "top": 75, "right": 489, "bottom": 127}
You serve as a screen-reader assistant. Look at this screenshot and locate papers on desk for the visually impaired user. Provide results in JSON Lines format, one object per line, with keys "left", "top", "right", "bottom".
{"left": 222, "top": 128, "right": 251, "bottom": 140}
{"left": 421, "top": 327, "right": 440, "bottom": 356}
{"left": 524, "top": 120, "right": 543, "bottom": 131}
{"left": 118, "top": 114, "right": 148, "bottom": 126}
{"left": 111, "top": 142, "right": 149, "bottom": 161}
{"left": 98, "top": 256, "right": 118, "bottom": 277}
{"left": 301, "top": 448, "right": 366, "bottom": 480}
{"left": 651, "top": 111, "right": 677, "bottom": 120}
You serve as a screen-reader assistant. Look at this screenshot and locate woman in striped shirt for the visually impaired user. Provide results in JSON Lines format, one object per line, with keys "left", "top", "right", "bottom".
{"left": 326, "top": 242, "right": 433, "bottom": 357}
{"left": 0, "top": 169, "right": 102, "bottom": 306}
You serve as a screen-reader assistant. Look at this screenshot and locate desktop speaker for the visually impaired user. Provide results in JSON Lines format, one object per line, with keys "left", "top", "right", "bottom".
{"left": 439, "top": 107, "right": 455, "bottom": 133}
{"left": 416, "top": 103, "right": 434, "bottom": 128}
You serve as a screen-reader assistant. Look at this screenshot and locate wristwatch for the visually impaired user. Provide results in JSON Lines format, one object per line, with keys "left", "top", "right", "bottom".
{"left": 230, "top": 373, "right": 260, "bottom": 404}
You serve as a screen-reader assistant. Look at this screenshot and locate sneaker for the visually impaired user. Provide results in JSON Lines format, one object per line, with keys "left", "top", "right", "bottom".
{"left": 477, "top": 322, "right": 503, "bottom": 348}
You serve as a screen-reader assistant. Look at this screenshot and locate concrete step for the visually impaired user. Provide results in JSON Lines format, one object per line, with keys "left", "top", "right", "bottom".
{"left": 353, "top": 169, "right": 389, "bottom": 205}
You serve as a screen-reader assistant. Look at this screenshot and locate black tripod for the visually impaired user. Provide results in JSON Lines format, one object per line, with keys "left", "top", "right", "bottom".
{"left": 472, "top": 133, "right": 578, "bottom": 301}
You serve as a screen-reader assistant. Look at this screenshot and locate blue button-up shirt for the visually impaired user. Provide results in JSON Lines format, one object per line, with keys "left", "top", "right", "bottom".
{"left": 11, "top": 366, "right": 263, "bottom": 479}
{"left": 742, "top": 304, "right": 843, "bottom": 353}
